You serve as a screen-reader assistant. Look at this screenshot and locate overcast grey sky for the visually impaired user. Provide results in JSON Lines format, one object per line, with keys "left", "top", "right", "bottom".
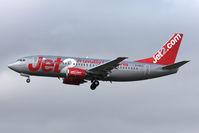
{"left": 0, "top": 0, "right": 199, "bottom": 133}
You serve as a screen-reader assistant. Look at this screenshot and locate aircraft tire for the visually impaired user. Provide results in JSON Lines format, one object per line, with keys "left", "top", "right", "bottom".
{"left": 93, "top": 80, "right": 99, "bottom": 86}
{"left": 26, "top": 78, "right": 30, "bottom": 83}
{"left": 90, "top": 80, "right": 99, "bottom": 90}
{"left": 90, "top": 84, "right": 96, "bottom": 90}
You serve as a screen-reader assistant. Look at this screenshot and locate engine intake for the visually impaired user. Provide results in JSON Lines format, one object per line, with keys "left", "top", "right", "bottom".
{"left": 67, "top": 68, "right": 86, "bottom": 78}
{"left": 63, "top": 68, "right": 86, "bottom": 85}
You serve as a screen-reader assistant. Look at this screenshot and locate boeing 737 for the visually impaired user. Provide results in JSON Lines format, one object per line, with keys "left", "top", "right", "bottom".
{"left": 8, "top": 33, "right": 189, "bottom": 90}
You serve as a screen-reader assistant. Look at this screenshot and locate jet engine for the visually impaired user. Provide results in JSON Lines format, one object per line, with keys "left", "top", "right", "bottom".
{"left": 66, "top": 68, "right": 86, "bottom": 78}
{"left": 63, "top": 77, "right": 82, "bottom": 85}
{"left": 63, "top": 68, "right": 86, "bottom": 85}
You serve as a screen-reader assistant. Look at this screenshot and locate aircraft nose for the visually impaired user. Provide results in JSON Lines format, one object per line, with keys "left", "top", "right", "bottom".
{"left": 8, "top": 62, "right": 23, "bottom": 72}
{"left": 8, "top": 63, "right": 16, "bottom": 70}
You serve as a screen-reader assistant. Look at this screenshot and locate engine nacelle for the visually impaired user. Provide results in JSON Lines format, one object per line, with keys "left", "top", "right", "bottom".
{"left": 66, "top": 68, "right": 86, "bottom": 78}
{"left": 63, "top": 77, "right": 82, "bottom": 85}
{"left": 63, "top": 68, "right": 86, "bottom": 85}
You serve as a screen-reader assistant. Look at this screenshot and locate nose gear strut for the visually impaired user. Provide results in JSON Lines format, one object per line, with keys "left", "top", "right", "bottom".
{"left": 20, "top": 73, "right": 31, "bottom": 83}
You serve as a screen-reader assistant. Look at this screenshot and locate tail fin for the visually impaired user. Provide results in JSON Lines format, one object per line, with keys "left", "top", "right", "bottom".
{"left": 135, "top": 33, "right": 183, "bottom": 65}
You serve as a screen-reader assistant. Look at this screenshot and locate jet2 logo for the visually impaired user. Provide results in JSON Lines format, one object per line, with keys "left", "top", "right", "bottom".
{"left": 28, "top": 57, "right": 63, "bottom": 72}
{"left": 153, "top": 34, "right": 182, "bottom": 64}
{"left": 60, "top": 58, "right": 77, "bottom": 73}
{"left": 29, "top": 57, "right": 78, "bottom": 73}
{"left": 62, "top": 58, "right": 77, "bottom": 67}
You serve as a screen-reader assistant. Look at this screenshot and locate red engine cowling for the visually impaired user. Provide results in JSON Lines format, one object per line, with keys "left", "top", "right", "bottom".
{"left": 63, "top": 68, "right": 86, "bottom": 85}
{"left": 63, "top": 77, "right": 82, "bottom": 85}
{"left": 67, "top": 68, "right": 86, "bottom": 78}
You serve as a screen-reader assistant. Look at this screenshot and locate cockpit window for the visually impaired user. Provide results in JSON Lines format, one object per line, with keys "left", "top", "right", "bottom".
{"left": 17, "top": 59, "right": 26, "bottom": 62}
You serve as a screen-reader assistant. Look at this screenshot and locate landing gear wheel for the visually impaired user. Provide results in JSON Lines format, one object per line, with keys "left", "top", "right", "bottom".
{"left": 90, "top": 84, "right": 97, "bottom": 90}
{"left": 26, "top": 78, "right": 30, "bottom": 83}
{"left": 93, "top": 80, "right": 99, "bottom": 86}
{"left": 90, "top": 80, "right": 99, "bottom": 90}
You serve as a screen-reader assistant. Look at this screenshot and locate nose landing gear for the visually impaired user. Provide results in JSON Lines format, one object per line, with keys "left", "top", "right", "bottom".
{"left": 26, "top": 78, "right": 30, "bottom": 83}
{"left": 20, "top": 73, "right": 31, "bottom": 83}
{"left": 90, "top": 80, "right": 99, "bottom": 90}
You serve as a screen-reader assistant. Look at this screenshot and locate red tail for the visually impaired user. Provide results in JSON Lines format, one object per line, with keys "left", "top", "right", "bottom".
{"left": 135, "top": 33, "right": 183, "bottom": 65}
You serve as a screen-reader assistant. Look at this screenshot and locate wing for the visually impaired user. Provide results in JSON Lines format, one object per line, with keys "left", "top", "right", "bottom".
{"left": 87, "top": 57, "right": 128, "bottom": 78}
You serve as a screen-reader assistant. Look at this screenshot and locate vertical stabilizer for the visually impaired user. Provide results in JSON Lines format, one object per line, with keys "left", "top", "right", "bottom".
{"left": 135, "top": 33, "right": 183, "bottom": 65}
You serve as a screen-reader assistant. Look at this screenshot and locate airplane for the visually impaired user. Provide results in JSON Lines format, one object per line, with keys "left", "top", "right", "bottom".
{"left": 8, "top": 33, "right": 189, "bottom": 90}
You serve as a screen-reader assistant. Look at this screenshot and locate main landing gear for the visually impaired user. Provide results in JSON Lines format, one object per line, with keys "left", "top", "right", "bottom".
{"left": 90, "top": 80, "right": 99, "bottom": 90}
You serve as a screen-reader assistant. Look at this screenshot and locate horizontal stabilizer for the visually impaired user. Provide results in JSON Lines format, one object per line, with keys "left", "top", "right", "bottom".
{"left": 162, "top": 61, "right": 190, "bottom": 70}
